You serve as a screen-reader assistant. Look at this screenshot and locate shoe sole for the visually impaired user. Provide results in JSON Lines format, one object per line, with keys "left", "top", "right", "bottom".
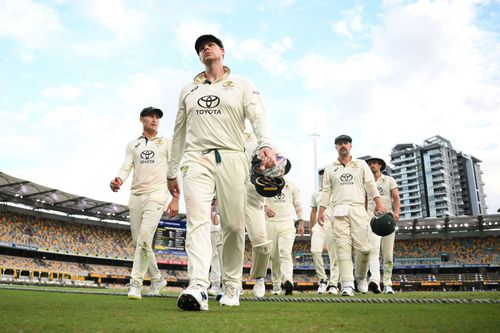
{"left": 127, "top": 295, "right": 142, "bottom": 300}
{"left": 177, "top": 294, "right": 201, "bottom": 311}
{"left": 368, "top": 282, "right": 381, "bottom": 294}
{"left": 284, "top": 281, "right": 294, "bottom": 296}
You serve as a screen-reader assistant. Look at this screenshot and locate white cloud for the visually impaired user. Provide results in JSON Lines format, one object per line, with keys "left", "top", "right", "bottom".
{"left": 42, "top": 84, "right": 81, "bottom": 100}
{"left": 235, "top": 37, "right": 293, "bottom": 75}
{"left": 331, "top": 6, "right": 365, "bottom": 38}
{"left": 174, "top": 20, "right": 222, "bottom": 57}
{"left": 0, "top": 0, "right": 63, "bottom": 49}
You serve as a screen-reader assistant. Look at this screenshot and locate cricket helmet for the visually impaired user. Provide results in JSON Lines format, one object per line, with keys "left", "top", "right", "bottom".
{"left": 250, "top": 154, "right": 288, "bottom": 197}
{"left": 370, "top": 212, "right": 395, "bottom": 236}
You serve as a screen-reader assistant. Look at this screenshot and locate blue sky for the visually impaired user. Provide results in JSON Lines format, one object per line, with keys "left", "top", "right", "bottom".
{"left": 1, "top": 0, "right": 500, "bottom": 214}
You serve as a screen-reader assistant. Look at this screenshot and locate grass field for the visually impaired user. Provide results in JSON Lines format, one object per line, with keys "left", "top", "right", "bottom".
{"left": 1, "top": 286, "right": 499, "bottom": 333}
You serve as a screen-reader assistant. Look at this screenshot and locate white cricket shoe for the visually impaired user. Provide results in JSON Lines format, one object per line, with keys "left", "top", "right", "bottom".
{"left": 208, "top": 285, "right": 221, "bottom": 296}
{"left": 328, "top": 285, "right": 338, "bottom": 295}
{"left": 253, "top": 278, "right": 265, "bottom": 298}
{"left": 148, "top": 279, "right": 167, "bottom": 296}
{"left": 177, "top": 285, "right": 209, "bottom": 311}
{"left": 357, "top": 278, "right": 368, "bottom": 294}
{"left": 220, "top": 285, "right": 240, "bottom": 307}
{"left": 271, "top": 283, "right": 282, "bottom": 295}
{"left": 384, "top": 286, "right": 395, "bottom": 294}
{"left": 317, "top": 280, "right": 328, "bottom": 294}
{"left": 341, "top": 286, "right": 355, "bottom": 297}
{"left": 127, "top": 284, "right": 142, "bottom": 300}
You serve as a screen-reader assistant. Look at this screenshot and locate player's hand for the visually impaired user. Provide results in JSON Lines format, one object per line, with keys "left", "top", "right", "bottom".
{"left": 297, "top": 220, "right": 304, "bottom": 236}
{"left": 110, "top": 177, "right": 122, "bottom": 192}
{"left": 393, "top": 212, "right": 400, "bottom": 222}
{"left": 166, "top": 197, "right": 179, "bottom": 218}
{"left": 374, "top": 199, "right": 387, "bottom": 215}
{"left": 167, "top": 179, "right": 180, "bottom": 198}
{"left": 317, "top": 213, "right": 324, "bottom": 227}
{"left": 259, "top": 147, "right": 277, "bottom": 170}
{"left": 265, "top": 207, "right": 276, "bottom": 218}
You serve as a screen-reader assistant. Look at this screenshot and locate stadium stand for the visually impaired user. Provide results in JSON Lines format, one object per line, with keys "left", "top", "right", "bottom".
{"left": 1, "top": 171, "right": 499, "bottom": 291}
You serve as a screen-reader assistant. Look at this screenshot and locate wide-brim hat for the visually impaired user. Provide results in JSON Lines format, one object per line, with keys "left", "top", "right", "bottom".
{"left": 365, "top": 157, "right": 386, "bottom": 171}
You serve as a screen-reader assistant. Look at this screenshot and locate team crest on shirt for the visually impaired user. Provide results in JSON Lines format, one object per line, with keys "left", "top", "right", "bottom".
{"left": 223, "top": 80, "right": 235, "bottom": 89}
{"left": 155, "top": 139, "right": 164, "bottom": 145}
{"left": 180, "top": 165, "right": 189, "bottom": 176}
{"left": 377, "top": 186, "right": 384, "bottom": 195}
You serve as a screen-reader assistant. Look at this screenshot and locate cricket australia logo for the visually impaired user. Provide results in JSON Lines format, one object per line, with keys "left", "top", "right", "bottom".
{"left": 140, "top": 150, "right": 155, "bottom": 164}
{"left": 378, "top": 186, "right": 384, "bottom": 195}
{"left": 198, "top": 95, "right": 220, "bottom": 108}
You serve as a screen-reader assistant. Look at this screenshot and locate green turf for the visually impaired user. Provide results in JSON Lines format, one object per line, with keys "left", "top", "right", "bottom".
{"left": 1, "top": 288, "right": 499, "bottom": 333}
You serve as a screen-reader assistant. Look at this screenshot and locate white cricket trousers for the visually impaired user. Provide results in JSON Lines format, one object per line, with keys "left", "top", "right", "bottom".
{"left": 310, "top": 222, "right": 339, "bottom": 286}
{"left": 181, "top": 150, "right": 248, "bottom": 289}
{"left": 245, "top": 181, "right": 271, "bottom": 279}
{"left": 267, "top": 220, "right": 296, "bottom": 284}
{"left": 128, "top": 190, "right": 168, "bottom": 286}
{"left": 330, "top": 205, "right": 371, "bottom": 289}
{"left": 368, "top": 230, "right": 395, "bottom": 287}
{"left": 210, "top": 230, "right": 223, "bottom": 286}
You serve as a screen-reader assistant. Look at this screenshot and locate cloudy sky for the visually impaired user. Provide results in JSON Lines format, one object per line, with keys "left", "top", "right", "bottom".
{"left": 1, "top": 0, "right": 499, "bottom": 215}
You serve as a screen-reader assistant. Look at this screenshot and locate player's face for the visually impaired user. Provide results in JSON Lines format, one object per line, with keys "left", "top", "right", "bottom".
{"left": 141, "top": 114, "right": 160, "bottom": 132}
{"left": 336, "top": 141, "right": 351, "bottom": 157}
{"left": 198, "top": 42, "right": 225, "bottom": 64}
{"left": 368, "top": 161, "right": 381, "bottom": 173}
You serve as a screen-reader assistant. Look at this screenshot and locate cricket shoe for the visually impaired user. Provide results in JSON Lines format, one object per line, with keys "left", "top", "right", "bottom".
{"left": 208, "top": 285, "right": 221, "bottom": 296}
{"left": 356, "top": 278, "right": 368, "bottom": 294}
{"left": 328, "top": 285, "right": 338, "bottom": 295}
{"left": 220, "top": 285, "right": 240, "bottom": 307}
{"left": 148, "top": 279, "right": 167, "bottom": 296}
{"left": 368, "top": 281, "right": 381, "bottom": 294}
{"left": 253, "top": 278, "right": 266, "bottom": 298}
{"left": 341, "top": 286, "right": 355, "bottom": 297}
{"left": 383, "top": 286, "right": 395, "bottom": 294}
{"left": 177, "top": 285, "right": 209, "bottom": 311}
{"left": 127, "top": 284, "right": 142, "bottom": 300}
{"left": 271, "top": 283, "right": 282, "bottom": 295}
{"left": 283, "top": 280, "right": 294, "bottom": 296}
{"left": 317, "top": 280, "right": 328, "bottom": 294}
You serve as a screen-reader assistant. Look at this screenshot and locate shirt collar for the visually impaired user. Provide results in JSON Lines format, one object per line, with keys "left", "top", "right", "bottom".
{"left": 193, "top": 66, "right": 231, "bottom": 84}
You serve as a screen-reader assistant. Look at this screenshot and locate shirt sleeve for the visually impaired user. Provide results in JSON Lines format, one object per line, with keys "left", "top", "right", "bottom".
{"left": 292, "top": 183, "right": 303, "bottom": 220}
{"left": 388, "top": 176, "right": 398, "bottom": 191}
{"left": 320, "top": 167, "right": 332, "bottom": 208}
{"left": 242, "top": 79, "right": 274, "bottom": 151}
{"left": 116, "top": 142, "right": 134, "bottom": 184}
{"left": 167, "top": 87, "right": 189, "bottom": 179}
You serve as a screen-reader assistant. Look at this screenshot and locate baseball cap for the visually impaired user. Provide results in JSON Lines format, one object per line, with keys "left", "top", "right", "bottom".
{"left": 334, "top": 135, "right": 352, "bottom": 144}
{"left": 195, "top": 34, "right": 224, "bottom": 54}
{"left": 140, "top": 107, "right": 163, "bottom": 118}
{"left": 365, "top": 157, "right": 387, "bottom": 171}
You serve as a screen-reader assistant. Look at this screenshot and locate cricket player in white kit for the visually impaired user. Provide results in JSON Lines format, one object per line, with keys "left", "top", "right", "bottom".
{"left": 265, "top": 179, "right": 304, "bottom": 295}
{"left": 243, "top": 132, "right": 273, "bottom": 298}
{"left": 110, "top": 107, "right": 179, "bottom": 300}
{"left": 365, "top": 157, "right": 400, "bottom": 294}
{"left": 167, "top": 35, "right": 276, "bottom": 311}
{"left": 317, "top": 135, "right": 386, "bottom": 296}
{"left": 310, "top": 169, "right": 339, "bottom": 294}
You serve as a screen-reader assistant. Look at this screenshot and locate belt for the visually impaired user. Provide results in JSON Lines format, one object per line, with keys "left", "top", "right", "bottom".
{"left": 202, "top": 148, "right": 222, "bottom": 164}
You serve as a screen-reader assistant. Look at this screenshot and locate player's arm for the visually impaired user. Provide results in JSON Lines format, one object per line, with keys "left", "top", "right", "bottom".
{"left": 111, "top": 143, "right": 133, "bottom": 192}
{"left": 167, "top": 88, "right": 189, "bottom": 198}
{"left": 318, "top": 170, "right": 332, "bottom": 225}
{"left": 292, "top": 184, "right": 304, "bottom": 236}
{"left": 363, "top": 162, "right": 386, "bottom": 214}
{"left": 391, "top": 187, "right": 401, "bottom": 222}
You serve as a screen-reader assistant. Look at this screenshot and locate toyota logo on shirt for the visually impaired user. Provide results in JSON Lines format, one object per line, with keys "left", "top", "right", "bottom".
{"left": 141, "top": 150, "right": 155, "bottom": 160}
{"left": 198, "top": 95, "right": 220, "bottom": 108}
{"left": 340, "top": 173, "right": 353, "bottom": 182}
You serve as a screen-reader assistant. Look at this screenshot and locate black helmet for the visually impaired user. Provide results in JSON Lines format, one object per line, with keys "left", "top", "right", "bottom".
{"left": 370, "top": 212, "right": 395, "bottom": 236}
{"left": 250, "top": 155, "right": 286, "bottom": 197}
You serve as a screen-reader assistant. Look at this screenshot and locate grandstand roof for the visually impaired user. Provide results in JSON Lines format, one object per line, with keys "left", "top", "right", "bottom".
{"left": 0, "top": 171, "right": 130, "bottom": 222}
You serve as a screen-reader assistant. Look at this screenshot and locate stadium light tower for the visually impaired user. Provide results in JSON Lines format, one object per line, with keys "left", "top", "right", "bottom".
{"left": 310, "top": 132, "right": 320, "bottom": 190}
